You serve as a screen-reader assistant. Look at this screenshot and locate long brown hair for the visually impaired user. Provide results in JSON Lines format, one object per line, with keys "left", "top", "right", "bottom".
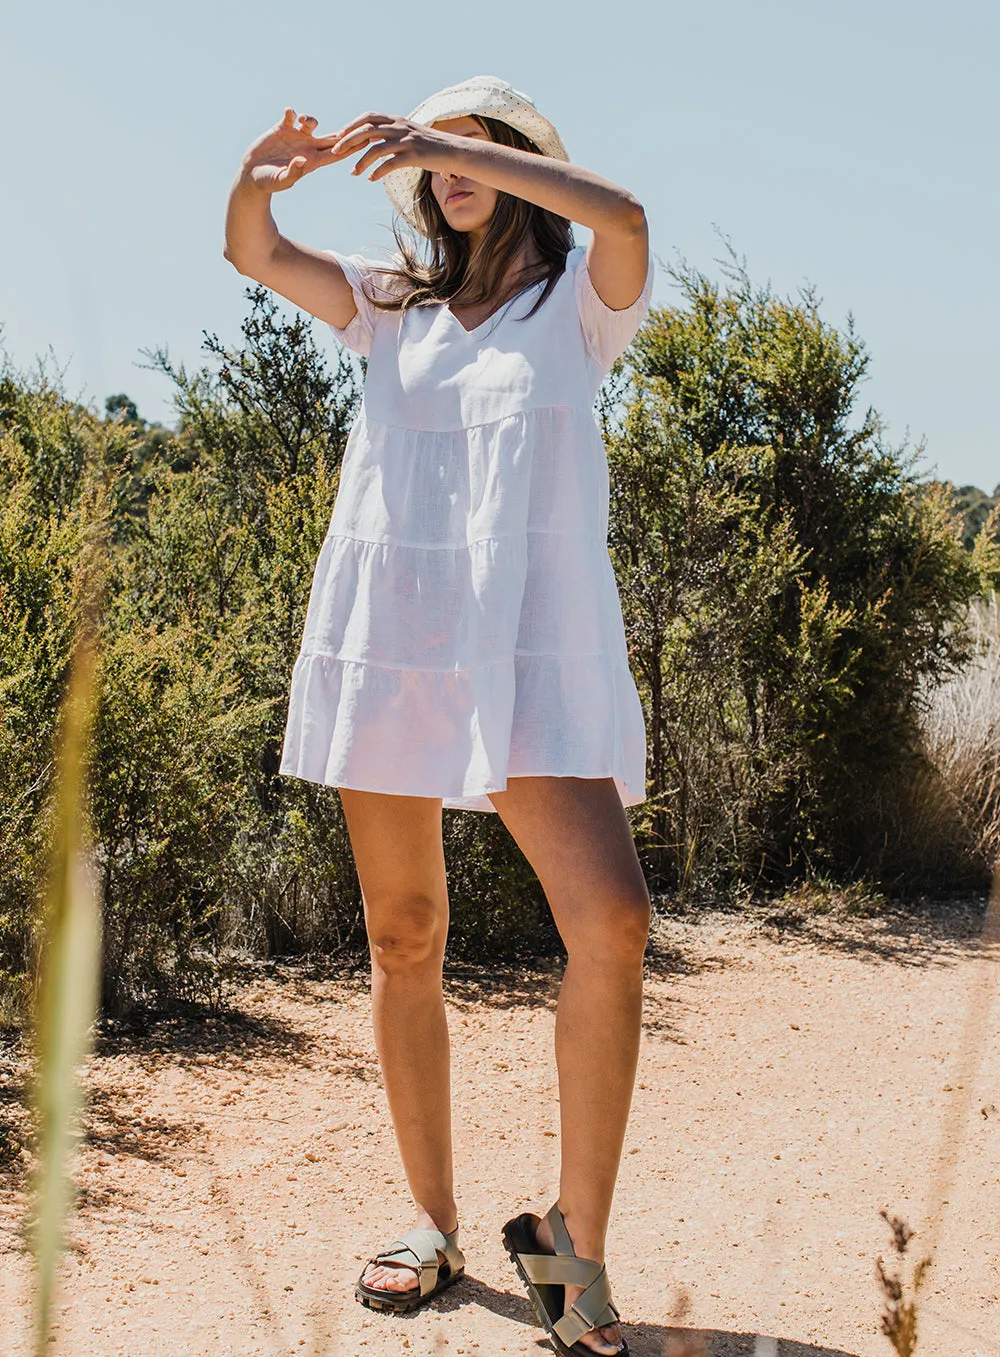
{"left": 368, "top": 115, "right": 574, "bottom": 321}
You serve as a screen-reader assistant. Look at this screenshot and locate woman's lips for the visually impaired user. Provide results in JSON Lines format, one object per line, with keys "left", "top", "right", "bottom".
{"left": 446, "top": 190, "right": 472, "bottom": 205}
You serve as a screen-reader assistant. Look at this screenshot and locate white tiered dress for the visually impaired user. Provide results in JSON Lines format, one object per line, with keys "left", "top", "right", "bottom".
{"left": 279, "top": 242, "right": 654, "bottom": 812}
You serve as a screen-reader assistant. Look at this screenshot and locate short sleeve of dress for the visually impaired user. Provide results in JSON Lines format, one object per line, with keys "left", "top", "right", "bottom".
{"left": 572, "top": 244, "right": 655, "bottom": 372}
{"left": 324, "top": 250, "right": 404, "bottom": 357}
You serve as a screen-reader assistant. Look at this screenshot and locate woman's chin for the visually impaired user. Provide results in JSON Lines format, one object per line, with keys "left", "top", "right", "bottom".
{"left": 443, "top": 207, "right": 491, "bottom": 234}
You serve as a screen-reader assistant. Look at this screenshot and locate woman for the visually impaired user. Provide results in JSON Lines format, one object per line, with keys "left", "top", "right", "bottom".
{"left": 224, "top": 75, "right": 653, "bottom": 1357}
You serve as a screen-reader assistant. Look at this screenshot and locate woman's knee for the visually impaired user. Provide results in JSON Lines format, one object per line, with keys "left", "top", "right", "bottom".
{"left": 564, "top": 886, "right": 651, "bottom": 966}
{"left": 366, "top": 892, "right": 449, "bottom": 974}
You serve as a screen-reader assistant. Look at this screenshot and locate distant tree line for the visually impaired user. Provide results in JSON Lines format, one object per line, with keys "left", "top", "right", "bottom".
{"left": 951, "top": 483, "right": 1000, "bottom": 550}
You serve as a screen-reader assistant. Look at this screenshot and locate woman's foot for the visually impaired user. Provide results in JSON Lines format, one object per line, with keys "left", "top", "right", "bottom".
{"left": 360, "top": 1212, "right": 458, "bottom": 1293}
{"left": 533, "top": 1210, "right": 625, "bottom": 1356}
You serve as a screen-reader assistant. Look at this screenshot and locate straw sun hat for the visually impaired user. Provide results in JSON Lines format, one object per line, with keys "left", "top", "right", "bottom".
{"left": 381, "top": 75, "right": 570, "bottom": 234}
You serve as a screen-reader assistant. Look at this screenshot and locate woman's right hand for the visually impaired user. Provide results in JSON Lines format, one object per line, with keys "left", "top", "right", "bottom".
{"left": 240, "top": 108, "right": 342, "bottom": 193}
{"left": 226, "top": 106, "right": 364, "bottom": 332}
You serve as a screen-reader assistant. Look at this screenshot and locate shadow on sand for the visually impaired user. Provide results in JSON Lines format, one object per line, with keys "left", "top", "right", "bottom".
{"left": 414, "top": 1271, "right": 861, "bottom": 1356}
{"left": 94, "top": 1001, "right": 317, "bottom": 1071}
{"left": 0, "top": 999, "right": 373, "bottom": 1211}
{"left": 651, "top": 889, "right": 994, "bottom": 970}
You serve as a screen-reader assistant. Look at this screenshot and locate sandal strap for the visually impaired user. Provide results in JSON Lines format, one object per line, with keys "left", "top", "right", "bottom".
{"left": 438, "top": 1226, "right": 466, "bottom": 1277}
{"left": 372, "top": 1226, "right": 464, "bottom": 1297}
{"left": 545, "top": 1201, "right": 577, "bottom": 1256}
{"left": 539, "top": 1204, "right": 622, "bottom": 1348}
{"left": 520, "top": 1251, "right": 603, "bottom": 1289}
{"left": 552, "top": 1266, "right": 620, "bottom": 1347}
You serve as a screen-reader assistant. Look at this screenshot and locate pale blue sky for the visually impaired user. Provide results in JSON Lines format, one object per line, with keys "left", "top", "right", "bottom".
{"left": 2, "top": 0, "right": 996, "bottom": 488}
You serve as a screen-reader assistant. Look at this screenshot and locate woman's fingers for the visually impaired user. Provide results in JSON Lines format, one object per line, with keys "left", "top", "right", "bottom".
{"left": 275, "top": 154, "right": 309, "bottom": 186}
{"left": 276, "top": 107, "right": 398, "bottom": 142}
{"left": 350, "top": 141, "right": 400, "bottom": 177}
{"left": 366, "top": 153, "right": 410, "bottom": 183}
{"left": 329, "top": 110, "right": 398, "bottom": 144}
{"left": 291, "top": 115, "right": 344, "bottom": 150}
{"left": 326, "top": 129, "right": 381, "bottom": 163}
{"left": 339, "top": 110, "right": 397, "bottom": 132}
{"left": 330, "top": 122, "right": 404, "bottom": 162}
{"left": 267, "top": 110, "right": 404, "bottom": 160}
{"left": 333, "top": 123, "right": 389, "bottom": 151}
{"left": 256, "top": 108, "right": 413, "bottom": 179}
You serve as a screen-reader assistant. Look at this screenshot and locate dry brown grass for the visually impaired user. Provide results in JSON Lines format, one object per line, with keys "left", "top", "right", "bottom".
{"left": 917, "top": 593, "right": 1000, "bottom": 872}
{"left": 875, "top": 1211, "right": 931, "bottom": 1357}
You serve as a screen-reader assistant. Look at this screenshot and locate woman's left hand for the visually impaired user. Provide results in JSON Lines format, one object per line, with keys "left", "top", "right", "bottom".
{"left": 327, "top": 112, "right": 467, "bottom": 181}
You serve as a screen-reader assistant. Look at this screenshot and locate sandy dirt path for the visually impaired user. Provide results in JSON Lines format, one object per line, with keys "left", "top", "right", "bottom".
{"left": 2, "top": 903, "right": 999, "bottom": 1357}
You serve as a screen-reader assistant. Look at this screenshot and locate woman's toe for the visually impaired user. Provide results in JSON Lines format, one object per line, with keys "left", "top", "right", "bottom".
{"left": 580, "top": 1324, "right": 625, "bottom": 1355}
{"left": 362, "top": 1261, "right": 418, "bottom": 1292}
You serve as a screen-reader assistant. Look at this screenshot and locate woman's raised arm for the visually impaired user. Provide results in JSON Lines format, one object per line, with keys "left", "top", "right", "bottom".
{"left": 327, "top": 113, "right": 649, "bottom": 311}
{"left": 224, "top": 108, "right": 359, "bottom": 329}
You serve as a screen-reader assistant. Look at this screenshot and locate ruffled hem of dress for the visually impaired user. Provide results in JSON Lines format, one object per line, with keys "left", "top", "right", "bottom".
{"left": 437, "top": 772, "right": 645, "bottom": 814}
{"left": 278, "top": 651, "right": 647, "bottom": 814}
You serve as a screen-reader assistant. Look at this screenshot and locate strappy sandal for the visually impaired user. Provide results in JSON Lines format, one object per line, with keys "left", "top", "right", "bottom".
{"left": 355, "top": 1223, "right": 466, "bottom": 1313}
{"left": 502, "top": 1203, "right": 628, "bottom": 1355}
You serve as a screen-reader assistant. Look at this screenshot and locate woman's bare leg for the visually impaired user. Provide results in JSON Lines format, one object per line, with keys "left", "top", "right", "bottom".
{"left": 338, "top": 788, "right": 456, "bottom": 1292}
{"left": 487, "top": 776, "right": 651, "bottom": 1356}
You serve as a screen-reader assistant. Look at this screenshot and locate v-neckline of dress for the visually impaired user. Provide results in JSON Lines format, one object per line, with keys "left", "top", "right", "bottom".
{"left": 444, "top": 277, "right": 546, "bottom": 337}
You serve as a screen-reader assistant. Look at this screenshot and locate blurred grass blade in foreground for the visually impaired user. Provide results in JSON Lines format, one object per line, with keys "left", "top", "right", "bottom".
{"left": 30, "top": 630, "right": 102, "bottom": 1357}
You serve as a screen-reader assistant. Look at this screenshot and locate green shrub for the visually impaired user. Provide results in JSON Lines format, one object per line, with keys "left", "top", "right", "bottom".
{"left": 0, "top": 376, "right": 117, "bottom": 1020}
{"left": 443, "top": 810, "right": 558, "bottom": 958}
{"left": 606, "top": 251, "right": 993, "bottom": 891}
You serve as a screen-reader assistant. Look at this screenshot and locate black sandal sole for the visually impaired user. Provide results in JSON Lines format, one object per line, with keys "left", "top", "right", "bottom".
{"left": 501, "top": 1213, "right": 629, "bottom": 1356}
